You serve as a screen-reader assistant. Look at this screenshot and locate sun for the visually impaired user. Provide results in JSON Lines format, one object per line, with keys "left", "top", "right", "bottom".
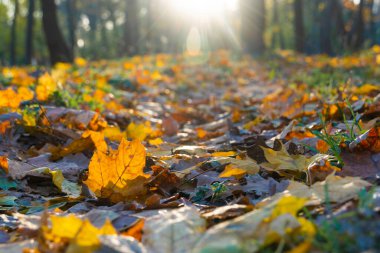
{"left": 169, "top": 0, "right": 238, "bottom": 19}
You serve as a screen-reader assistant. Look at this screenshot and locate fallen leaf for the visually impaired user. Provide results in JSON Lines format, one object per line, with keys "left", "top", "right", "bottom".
{"left": 0, "top": 156, "right": 8, "bottom": 174}
{"left": 219, "top": 164, "right": 246, "bottom": 178}
{"left": 354, "top": 84, "right": 380, "bottom": 95}
{"left": 316, "top": 139, "right": 329, "bottom": 153}
{"left": 123, "top": 219, "right": 145, "bottom": 241}
{"left": 36, "top": 73, "right": 57, "bottom": 101}
{"left": 261, "top": 142, "right": 338, "bottom": 183}
{"left": 211, "top": 151, "right": 236, "bottom": 157}
{"left": 258, "top": 174, "right": 372, "bottom": 206}
{"left": 142, "top": 206, "right": 206, "bottom": 253}
{"left": 49, "top": 169, "right": 82, "bottom": 198}
{"left": 127, "top": 122, "right": 153, "bottom": 141}
{"left": 194, "top": 196, "right": 314, "bottom": 253}
{"left": 42, "top": 214, "right": 117, "bottom": 253}
{"left": 148, "top": 137, "right": 163, "bottom": 146}
{"left": 50, "top": 130, "right": 107, "bottom": 161}
{"left": 84, "top": 138, "right": 150, "bottom": 202}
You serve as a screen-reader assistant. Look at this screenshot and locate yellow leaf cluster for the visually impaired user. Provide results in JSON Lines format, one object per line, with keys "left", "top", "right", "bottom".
{"left": 43, "top": 214, "right": 116, "bottom": 253}
{"left": 36, "top": 72, "right": 57, "bottom": 101}
{"left": 0, "top": 87, "right": 34, "bottom": 109}
{"left": 84, "top": 138, "right": 150, "bottom": 202}
{"left": 2, "top": 67, "right": 35, "bottom": 86}
{"left": 127, "top": 121, "right": 153, "bottom": 141}
{"left": 264, "top": 196, "right": 316, "bottom": 251}
{"left": 75, "top": 57, "right": 87, "bottom": 67}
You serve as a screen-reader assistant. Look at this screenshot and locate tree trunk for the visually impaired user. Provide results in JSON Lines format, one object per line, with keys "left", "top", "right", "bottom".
{"left": 87, "top": 2, "right": 99, "bottom": 60}
{"left": 10, "top": 0, "right": 19, "bottom": 65}
{"left": 293, "top": 0, "right": 305, "bottom": 52}
{"left": 331, "top": 0, "right": 346, "bottom": 49}
{"left": 354, "top": 0, "right": 365, "bottom": 50}
{"left": 239, "top": 0, "right": 265, "bottom": 55}
{"left": 320, "top": 0, "right": 333, "bottom": 55}
{"left": 66, "top": 0, "right": 76, "bottom": 58}
{"left": 368, "top": 0, "right": 376, "bottom": 46}
{"left": 25, "top": 0, "right": 35, "bottom": 65}
{"left": 272, "top": 0, "right": 284, "bottom": 49}
{"left": 125, "top": 0, "right": 139, "bottom": 56}
{"left": 41, "top": 0, "right": 72, "bottom": 65}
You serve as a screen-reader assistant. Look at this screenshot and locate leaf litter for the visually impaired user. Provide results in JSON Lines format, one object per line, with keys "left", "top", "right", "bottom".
{"left": 0, "top": 49, "right": 380, "bottom": 252}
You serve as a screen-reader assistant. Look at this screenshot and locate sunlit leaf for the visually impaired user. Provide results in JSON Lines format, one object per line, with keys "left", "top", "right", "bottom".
{"left": 84, "top": 138, "right": 150, "bottom": 202}
{"left": 36, "top": 73, "right": 57, "bottom": 101}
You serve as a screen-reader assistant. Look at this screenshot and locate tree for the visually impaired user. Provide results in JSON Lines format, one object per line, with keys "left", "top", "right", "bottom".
{"left": 66, "top": 0, "right": 77, "bottom": 58}
{"left": 272, "top": 0, "right": 284, "bottom": 49}
{"left": 368, "top": 0, "right": 376, "bottom": 46}
{"left": 10, "top": 0, "right": 19, "bottom": 65}
{"left": 293, "top": 0, "right": 305, "bottom": 52}
{"left": 239, "top": 0, "right": 265, "bottom": 55}
{"left": 320, "top": 0, "right": 333, "bottom": 55}
{"left": 353, "top": 0, "right": 365, "bottom": 50}
{"left": 125, "top": 0, "right": 139, "bottom": 56}
{"left": 332, "top": 0, "right": 346, "bottom": 47}
{"left": 25, "top": 0, "right": 35, "bottom": 65}
{"left": 41, "top": 0, "right": 72, "bottom": 65}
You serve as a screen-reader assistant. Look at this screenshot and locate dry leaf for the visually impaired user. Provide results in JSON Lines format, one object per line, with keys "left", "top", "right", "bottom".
{"left": 0, "top": 156, "right": 8, "bottom": 174}
{"left": 42, "top": 214, "right": 117, "bottom": 253}
{"left": 84, "top": 138, "right": 150, "bottom": 202}
{"left": 50, "top": 130, "right": 107, "bottom": 161}
{"left": 219, "top": 164, "right": 246, "bottom": 178}
{"left": 261, "top": 142, "right": 338, "bottom": 183}
{"left": 258, "top": 174, "right": 372, "bottom": 207}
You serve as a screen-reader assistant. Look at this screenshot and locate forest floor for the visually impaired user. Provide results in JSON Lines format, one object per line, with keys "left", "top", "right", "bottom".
{"left": 0, "top": 49, "right": 379, "bottom": 253}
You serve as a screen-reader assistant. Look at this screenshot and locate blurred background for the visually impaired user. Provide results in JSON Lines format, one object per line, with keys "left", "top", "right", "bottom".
{"left": 0, "top": 0, "right": 379, "bottom": 65}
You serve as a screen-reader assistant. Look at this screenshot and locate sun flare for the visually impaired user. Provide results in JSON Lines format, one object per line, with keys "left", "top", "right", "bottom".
{"left": 169, "top": 0, "right": 238, "bottom": 19}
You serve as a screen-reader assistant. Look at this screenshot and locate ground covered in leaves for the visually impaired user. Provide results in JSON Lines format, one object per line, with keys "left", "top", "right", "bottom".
{"left": 0, "top": 49, "right": 380, "bottom": 253}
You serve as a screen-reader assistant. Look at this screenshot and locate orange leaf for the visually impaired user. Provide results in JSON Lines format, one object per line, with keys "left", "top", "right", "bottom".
{"left": 196, "top": 128, "right": 208, "bottom": 139}
{"left": 0, "top": 121, "right": 11, "bottom": 135}
{"left": 316, "top": 140, "right": 329, "bottom": 153}
{"left": 123, "top": 219, "right": 145, "bottom": 241}
{"left": 0, "top": 156, "right": 8, "bottom": 174}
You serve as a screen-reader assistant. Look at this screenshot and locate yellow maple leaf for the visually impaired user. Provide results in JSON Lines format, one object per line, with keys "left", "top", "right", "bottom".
{"left": 45, "top": 214, "right": 116, "bottom": 253}
{"left": 84, "top": 138, "right": 150, "bottom": 202}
